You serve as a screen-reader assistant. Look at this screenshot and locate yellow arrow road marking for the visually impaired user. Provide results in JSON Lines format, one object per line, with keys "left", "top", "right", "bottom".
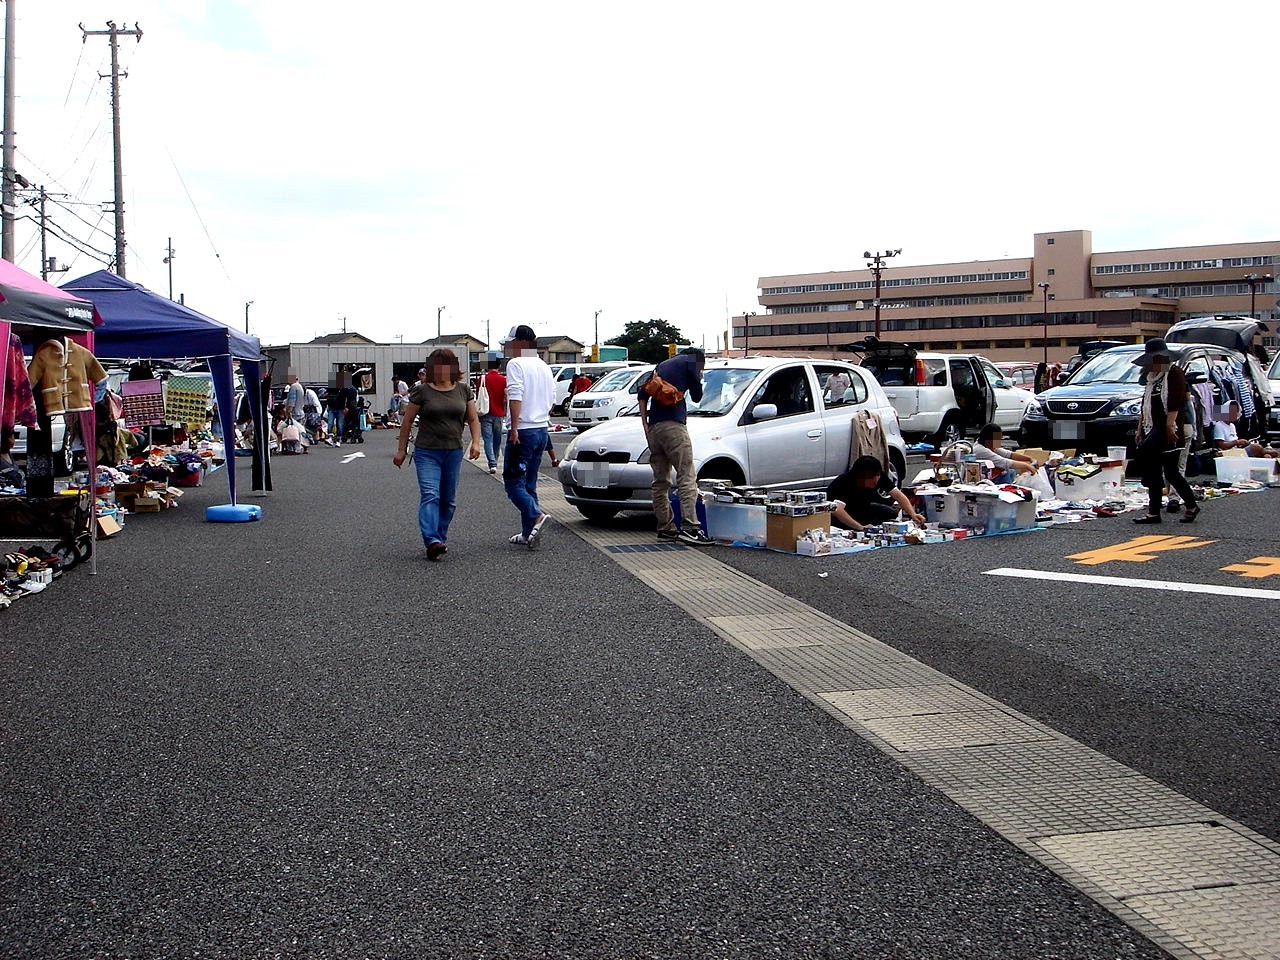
{"left": 1221, "top": 557, "right": 1280, "bottom": 579}
{"left": 1066, "top": 535, "right": 1217, "bottom": 566}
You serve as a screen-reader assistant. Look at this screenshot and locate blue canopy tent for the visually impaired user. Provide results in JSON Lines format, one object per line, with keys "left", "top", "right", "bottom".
{"left": 61, "top": 270, "right": 270, "bottom": 506}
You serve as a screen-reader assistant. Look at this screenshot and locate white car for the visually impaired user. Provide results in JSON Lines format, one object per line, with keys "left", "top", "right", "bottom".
{"left": 567, "top": 365, "right": 654, "bottom": 431}
{"left": 556, "top": 356, "right": 908, "bottom": 521}
{"left": 10, "top": 419, "right": 73, "bottom": 473}
{"left": 850, "top": 338, "right": 1032, "bottom": 445}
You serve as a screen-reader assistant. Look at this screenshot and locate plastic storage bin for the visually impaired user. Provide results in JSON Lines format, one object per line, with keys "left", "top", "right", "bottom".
{"left": 1214, "top": 456, "right": 1277, "bottom": 485}
{"left": 704, "top": 500, "right": 766, "bottom": 546}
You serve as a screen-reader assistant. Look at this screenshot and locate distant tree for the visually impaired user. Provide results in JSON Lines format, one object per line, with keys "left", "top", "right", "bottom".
{"left": 606, "top": 319, "right": 686, "bottom": 365}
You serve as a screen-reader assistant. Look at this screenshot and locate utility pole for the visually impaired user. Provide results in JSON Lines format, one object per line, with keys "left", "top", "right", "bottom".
{"left": 864, "top": 248, "right": 901, "bottom": 340}
{"left": 2, "top": 0, "right": 16, "bottom": 262}
{"left": 593, "top": 309, "right": 601, "bottom": 362}
{"left": 163, "top": 237, "right": 175, "bottom": 299}
{"left": 244, "top": 301, "right": 253, "bottom": 334}
{"left": 437, "top": 305, "right": 445, "bottom": 338}
{"left": 80, "top": 21, "right": 142, "bottom": 277}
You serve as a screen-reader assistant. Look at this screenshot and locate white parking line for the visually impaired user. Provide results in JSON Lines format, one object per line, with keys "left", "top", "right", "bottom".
{"left": 985, "top": 567, "right": 1280, "bottom": 601}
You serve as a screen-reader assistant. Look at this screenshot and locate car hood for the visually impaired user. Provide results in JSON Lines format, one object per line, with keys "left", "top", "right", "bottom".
{"left": 1037, "top": 381, "right": 1142, "bottom": 402}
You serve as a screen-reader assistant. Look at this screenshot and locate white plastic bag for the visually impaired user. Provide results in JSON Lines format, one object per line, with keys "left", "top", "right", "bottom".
{"left": 1019, "top": 467, "right": 1054, "bottom": 500}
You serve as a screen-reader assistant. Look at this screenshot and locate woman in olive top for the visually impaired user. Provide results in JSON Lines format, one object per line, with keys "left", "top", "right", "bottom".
{"left": 393, "top": 348, "right": 482, "bottom": 560}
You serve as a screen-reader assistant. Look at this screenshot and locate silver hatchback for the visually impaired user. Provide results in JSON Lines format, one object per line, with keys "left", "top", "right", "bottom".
{"left": 557, "top": 356, "right": 907, "bottom": 520}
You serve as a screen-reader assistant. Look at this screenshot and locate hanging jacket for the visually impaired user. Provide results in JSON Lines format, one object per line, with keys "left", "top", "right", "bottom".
{"left": 26, "top": 337, "right": 107, "bottom": 415}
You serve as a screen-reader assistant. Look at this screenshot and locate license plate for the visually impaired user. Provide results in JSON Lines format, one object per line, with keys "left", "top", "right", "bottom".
{"left": 574, "top": 463, "right": 611, "bottom": 489}
{"left": 1052, "top": 421, "right": 1085, "bottom": 440}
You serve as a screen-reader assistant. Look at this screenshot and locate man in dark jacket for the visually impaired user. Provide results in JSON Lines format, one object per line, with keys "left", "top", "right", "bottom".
{"left": 637, "top": 348, "right": 712, "bottom": 544}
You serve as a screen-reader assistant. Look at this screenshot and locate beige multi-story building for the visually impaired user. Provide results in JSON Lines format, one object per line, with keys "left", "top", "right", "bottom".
{"left": 737, "top": 230, "right": 1279, "bottom": 363}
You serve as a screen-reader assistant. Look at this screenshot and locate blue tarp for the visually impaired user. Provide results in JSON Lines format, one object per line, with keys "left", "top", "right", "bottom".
{"left": 61, "top": 270, "right": 269, "bottom": 504}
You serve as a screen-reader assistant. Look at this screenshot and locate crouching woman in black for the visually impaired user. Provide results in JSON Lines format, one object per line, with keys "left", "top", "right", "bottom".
{"left": 1132, "top": 338, "right": 1199, "bottom": 524}
{"left": 827, "top": 455, "right": 924, "bottom": 532}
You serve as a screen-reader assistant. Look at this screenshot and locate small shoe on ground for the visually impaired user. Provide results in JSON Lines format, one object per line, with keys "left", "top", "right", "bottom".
{"left": 427, "top": 541, "right": 446, "bottom": 561}
{"left": 527, "top": 514, "right": 550, "bottom": 550}
{"left": 488, "top": 464, "right": 497, "bottom": 474}
{"left": 677, "top": 527, "right": 714, "bottom": 545}
{"left": 1166, "top": 499, "right": 1182, "bottom": 514}
{"left": 1179, "top": 505, "right": 1201, "bottom": 524}
{"left": 1133, "top": 513, "right": 1162, "bottom": 524}
{"left": 509, "top": 533, "right": 528, "bottom": 546}
{"left": 656, "top": 528, "right": 680, "bottom": 541}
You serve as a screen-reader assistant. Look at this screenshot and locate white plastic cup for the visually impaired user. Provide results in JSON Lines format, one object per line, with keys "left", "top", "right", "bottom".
{"left": 1107, "top": 445, "right": 1126, "bottom": 462}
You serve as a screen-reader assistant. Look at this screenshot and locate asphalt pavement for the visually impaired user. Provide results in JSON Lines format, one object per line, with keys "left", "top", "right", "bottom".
{"left": 0, "top": 429, "right": 1190, "bottom": 958}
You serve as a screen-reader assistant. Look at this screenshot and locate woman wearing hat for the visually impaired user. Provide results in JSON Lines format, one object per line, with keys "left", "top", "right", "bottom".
{"left": 1132, "top": 338, "right": 1199, "bottom": 524}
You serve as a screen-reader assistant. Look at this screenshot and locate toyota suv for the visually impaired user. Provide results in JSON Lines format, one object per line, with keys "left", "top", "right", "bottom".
{"left": 1020, "top": 336, "right": 1272, "bottom": 454}
{"left": 847, "top": 337, "right": 1032, "bottom": 446}
{"left": 557, "top": 356, "right": 907, "bottom": 521}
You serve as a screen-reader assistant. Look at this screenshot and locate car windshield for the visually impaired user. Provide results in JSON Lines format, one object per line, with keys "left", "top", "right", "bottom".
{"left": 686, "top": 367, "right": 761, "bottom": 416}
{"left": 590, "top": 368, "right": 638, "bottom": 393}
{"left": 1066, "top": 350, "right": 1144, "bottom": 385}
{"left": 1269, "top": 353, "right": 1280, "bottom": 379}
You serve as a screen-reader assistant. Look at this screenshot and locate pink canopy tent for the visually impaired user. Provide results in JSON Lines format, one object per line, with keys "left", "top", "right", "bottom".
{"left": 0, "top": 258, "right": 102, "bottom": 570}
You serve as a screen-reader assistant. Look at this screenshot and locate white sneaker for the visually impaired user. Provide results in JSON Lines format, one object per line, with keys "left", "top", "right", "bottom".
{"left": 509, "top": 533, "right": 528, "bottom": 546}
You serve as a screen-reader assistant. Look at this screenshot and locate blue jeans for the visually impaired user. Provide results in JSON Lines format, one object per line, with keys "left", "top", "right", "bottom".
{"left": 325, "top": 407, "right": 345, "bottom": 438}
{"left": 413, "top": 446, "right": 463, "bottom": 547}
{"left": 479, "top": 413, "right": 505, "bottom": 468}
{"left": 503, "top": 427, "right": 548, "bottom": 536}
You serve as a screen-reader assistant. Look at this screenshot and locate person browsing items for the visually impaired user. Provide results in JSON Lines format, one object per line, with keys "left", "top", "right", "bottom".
{"left": 1132, "top": 338, "right": 1199, "bottom": 524}
{"left": 828, "top": 455, "right": 924, "bottom": 532}
{"left": 637, "top": 348, "right": 713, "bottom": 545}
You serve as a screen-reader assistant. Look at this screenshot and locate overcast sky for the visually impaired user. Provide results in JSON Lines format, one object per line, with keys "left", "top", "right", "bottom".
{"left": 9, "top": 1, "right": 1278, "bottom": 355}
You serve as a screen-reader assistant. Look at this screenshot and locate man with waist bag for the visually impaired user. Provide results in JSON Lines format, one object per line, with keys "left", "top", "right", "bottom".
{"left": 638, "top": 348, "right": 712, "bottom": 545}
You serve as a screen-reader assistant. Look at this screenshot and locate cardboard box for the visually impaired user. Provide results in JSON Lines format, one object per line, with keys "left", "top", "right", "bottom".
{"left": 766, "top": 512, "right": 830, "bottom": 552}
{"left": 96, "top": 514, "right": 123, "bottom": 537}
{"left": 796, "top": 538, "right": 832, "bottom": 556}
{"left": 132, "top": 496, "right": 161, "bottom": 513}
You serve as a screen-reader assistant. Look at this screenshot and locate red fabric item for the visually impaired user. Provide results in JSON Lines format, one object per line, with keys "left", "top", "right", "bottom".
{"left": 483, "top": 370, "right": 507, "bottom": 417}
{"left": 3, "top": 333, "right": 36, "bottom": 430}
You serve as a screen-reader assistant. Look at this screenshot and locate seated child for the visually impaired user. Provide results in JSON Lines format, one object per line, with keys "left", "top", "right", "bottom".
{"left": 971, "top": 423, "right": 1039, "bottom": 483}
{"left": 827, "top": 455, "right": 924, "bottom": 532}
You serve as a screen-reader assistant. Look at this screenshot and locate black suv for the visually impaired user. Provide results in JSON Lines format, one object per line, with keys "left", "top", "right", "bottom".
{"left": 1020, "top": 330, "right": 1272, "bottom": 454}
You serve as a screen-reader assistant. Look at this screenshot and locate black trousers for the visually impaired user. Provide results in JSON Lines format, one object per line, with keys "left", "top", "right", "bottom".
{"left": 1136, "top": 444, "right": 1196, "bottom": 514}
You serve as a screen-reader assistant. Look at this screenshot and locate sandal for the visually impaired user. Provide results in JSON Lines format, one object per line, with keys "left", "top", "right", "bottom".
{"left": 1133, "top": 514, "right": 1162, "bottom": 524}
{"left": 1179, "top": 505, "right": 1201, "bottom": 524}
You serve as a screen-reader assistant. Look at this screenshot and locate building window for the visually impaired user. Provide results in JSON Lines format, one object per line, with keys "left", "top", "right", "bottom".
{"left": 1047, "top": 238, "right": 1055, "bottom": 245}
{"left": 1047, "top": 268, "right": 1056, "bottom": 277}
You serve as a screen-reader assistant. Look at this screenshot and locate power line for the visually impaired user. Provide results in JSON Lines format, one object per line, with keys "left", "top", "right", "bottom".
{"left": 166, "top": 146, "right": 233, "bottom": 284}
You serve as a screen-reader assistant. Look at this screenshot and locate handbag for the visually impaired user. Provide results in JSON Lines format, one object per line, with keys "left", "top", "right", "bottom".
{"left": 475, "top": 376, "right": 491, "bottom": 415}
{"left": 640, "top": 371, "right": 684, "bottom": 406}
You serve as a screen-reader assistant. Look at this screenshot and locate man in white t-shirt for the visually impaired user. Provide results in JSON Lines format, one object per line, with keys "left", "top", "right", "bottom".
{"left": 501, "top": 324, "right": 556, "bottom": 549}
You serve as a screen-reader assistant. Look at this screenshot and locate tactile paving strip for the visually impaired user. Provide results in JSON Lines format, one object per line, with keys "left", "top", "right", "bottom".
{"left": 899, "top": 740, "right": 1136, "bottom": 792}
{"left": 1035, "top": 823, "right": 1280, "bottom": 900}
{"left": 505, "top": 461, "right": 1280, "bottom": 960}
{"left": 1124, "top": 882, "right": 1280, "bottom": 960}
{"left": 821, "top": 683, "right": 999, "bottom": 720}
{"left": 954, "top": 776, "right": 1218, "bottom": 842}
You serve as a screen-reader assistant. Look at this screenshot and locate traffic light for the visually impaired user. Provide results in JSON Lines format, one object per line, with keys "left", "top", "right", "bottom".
{"left": 667, "top": 342, "right": 677, "bottom": 358}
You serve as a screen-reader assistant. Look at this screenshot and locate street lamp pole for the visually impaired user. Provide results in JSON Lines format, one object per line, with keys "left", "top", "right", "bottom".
{"left": 593, "top": 309, "right": 601, "bottom": 361}
{"left": 244, "top": 300, "right": 253, "bottom": 334}
{"left": 437, "top": 305, "right": 445, "bottom": 338}
{"left": 743, "top": 312, "right": 756, "bottom": 355}
{"left": 1243, "top": 272, "right": 1273, "bottom": 319}
{"left": 1037, "top": 282, "right": 1051, "bottom": 364}
{"left": 864, "top": 248, "right": 901, "bottom": 339}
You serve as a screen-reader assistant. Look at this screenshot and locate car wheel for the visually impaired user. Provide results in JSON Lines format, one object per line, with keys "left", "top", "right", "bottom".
{"left": 697, "top": 460, "right": 744, "bottom": 486}
{"left": 888, "top": 448, "right": 907, "bottom": 486}
{"left": 575, "top": 506, "right": 618, "bottom": 522}
{"left": 931, "top": 416, "right": 963, "bottom": 448}
{"left": 58, "top": 441, "right": 76, "bottom": 476}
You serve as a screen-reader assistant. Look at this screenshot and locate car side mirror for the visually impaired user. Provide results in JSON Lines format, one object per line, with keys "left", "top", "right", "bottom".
{"left": 1055, "top": 374, "right": 1068, "bottom": 385}
{"left": 751, "top": 403, "right": 779, "bottom": 421}
{"left": 996, "top": 377, "right": 1013, "bottom": 388}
